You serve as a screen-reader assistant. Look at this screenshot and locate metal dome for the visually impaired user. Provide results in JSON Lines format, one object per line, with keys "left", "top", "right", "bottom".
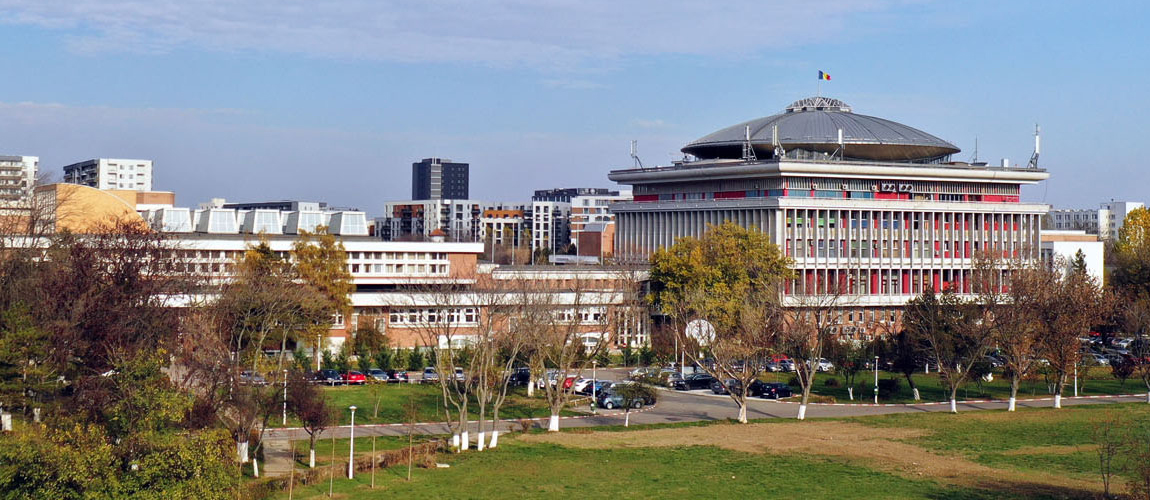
{"left": 681, "top": 97, "right": 960, "bottom": 163}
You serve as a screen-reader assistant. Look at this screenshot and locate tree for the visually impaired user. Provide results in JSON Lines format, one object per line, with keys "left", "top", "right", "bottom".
{"left": 287, "top": 369, "right": 333, "bottom": 468}
{"left": 995, "top": 264, "right": 1044, "bottom": 411}
{"left": 903, "top": 288, "right": 989, "bottom": 413}
{"left": 828, "top": 337, "right": 870, "bottom": 400}
{"left": 648, "top": 222, "right": 791, "bottom": 423}
{"left": 779, "top": 291, "right": 846, "bottom": 420}
{"left": 883, "top": 330, "right": 924, "bottom": 401}
{"left": 1031, "top": 261, "right": 1106, "bottom": 408}
{"left": 292, "top": 227, "right": 353, "bottom": 370}
{"left": 614, "top": 381, "right": 656, "bottom": 427}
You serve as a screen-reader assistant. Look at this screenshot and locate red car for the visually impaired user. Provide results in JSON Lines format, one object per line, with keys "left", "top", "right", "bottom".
{"left": 562, "top": 376, "right": 577, "bottom": 390}
{"left": 342, "top": 371, "right": 367, "bottom": 385}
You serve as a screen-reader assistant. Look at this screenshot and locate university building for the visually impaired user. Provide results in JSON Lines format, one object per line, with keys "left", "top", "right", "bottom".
{"left": 609, "top": 96, "right": 1050, "bottom": 336}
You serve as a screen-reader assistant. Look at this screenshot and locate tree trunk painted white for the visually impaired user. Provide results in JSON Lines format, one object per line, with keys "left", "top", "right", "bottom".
{"left": 949, "top": 398, "right": 957, "bottom": 413}
{"left": 796, "top": 404, "right": 807, "bottom": 420}
{"left": 1008, "top": 397, "right": 1016, "bottom": 412}
{"left": 489, "top": 430, "right": 499, "bottom": 448}
{"left": 1054, "top": 394, "right": 1062, "bottom": 408}
{"left": 548, "top": 414, "right": 560, "bottom": 432}
{"left": 309, "top": 448, "right": 316, "bottom": 468}
{"left": 238, "top": 440, "right": 250, "bottom": 463}
{"left": 476, "top": 431, "right": 485, "bottom": 451}
{"left": 624, "top": 412, "right": 630, "bottom": 427}
{"left": 461, "top": 431, "right": 470, "bottom": 451}
{"left": 526, "top": 382, "right": 535, "bottom": 397}
{"left": 847, "top": 387, "right": 854, "bottom": 400}
{"left": 737, "top": 403, "right": 747, "bottom": 424}
{"left": 252, "top": 458, "right": 259, "bottom": 478}
{"left": 451, "top": 433, "right": 460, "bottom": 451}
{"left": 32, "top": 408, "right": 40, "bottom": 423}
{"left": 912, "top": 388, "right": 921, "bottom": 401}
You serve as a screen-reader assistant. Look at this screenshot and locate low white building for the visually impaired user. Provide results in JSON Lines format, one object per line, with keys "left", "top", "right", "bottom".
{"left": 1040, "top": 230, "right": 1104, "bottom": 284}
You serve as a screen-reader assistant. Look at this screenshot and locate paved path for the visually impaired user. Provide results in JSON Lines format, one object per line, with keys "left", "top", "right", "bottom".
{"left": 260, "top": 370, "right": 1149, "bottom": 476}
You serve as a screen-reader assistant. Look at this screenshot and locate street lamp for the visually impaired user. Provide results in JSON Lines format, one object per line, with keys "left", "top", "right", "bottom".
{"left": 282, "top": 369, "right": 288, "bottom": 426}
{"left": 348, "top": 406, "right": 357, "bottom": 479}
{"left": 591, "top": 360, "right": 598, "bottom": 414}
{"left": 873, "top": 356, "right": 879, "bottom": 404}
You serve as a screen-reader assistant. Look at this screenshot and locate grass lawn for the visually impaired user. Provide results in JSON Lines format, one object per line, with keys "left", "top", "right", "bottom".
{"left": 267, "top": 403, "right": 1150, "bottom": 499}
{"left": 855, "top": 402, "right": 1150, "bottom": 483}
{"left": 759, "top": 367, "right": 1148, "bottom": 404}
{"left": 275, "top": 441, "right": 998, "bottom": 499}
{"left": 269, "top": 383, "right": 585, "bottom": 427}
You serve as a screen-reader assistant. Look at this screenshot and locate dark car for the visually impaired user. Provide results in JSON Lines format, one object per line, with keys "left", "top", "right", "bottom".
{"left": 509, "top": 367, "right": 532, "bottom": 386}
{"left": 596, "top": 387, "right": 657, "bottom": 409}
{"left": 239, "top": 370, "right": 268, "bottom": 386}
{"left": 711, "top": 378, "right": 767, "bottom": 396}
{"left": 672, "top": 373, "right": 716, "bottom": 391}
{"left": 578, "top": 380, "right": 613, "bottom": 396}
{"left": 368, "top": 369, "right": 408, "bottom": 383}
{"left": 759, "top": 382, "right": 793, "bottom": 399}
{"left": 311, "top": 369, "right": 342, "bottom": 385}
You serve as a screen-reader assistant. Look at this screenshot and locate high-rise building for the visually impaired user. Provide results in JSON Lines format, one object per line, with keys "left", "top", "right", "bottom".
{"left": 609, "top": 96, "right": 1050, "bottom": 335}
{"left": 412, "top": 158, "right": 469, "bottom": 200}
{"left": 63, "top": 158, "right": 153, "bottom": 192}
{"left": 0, "top": 155, "right": 38, "bottom": 204}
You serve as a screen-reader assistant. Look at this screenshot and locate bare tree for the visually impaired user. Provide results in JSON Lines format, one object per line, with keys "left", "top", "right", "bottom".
{"left": 520, "top": 275, "right": 609, "bottom": 432}
{"left": 779, "top": 290, "right": 847, "bottom": 420}
{"left": 404, "top": 283, "right": 475, "bottom": 450}
{"left": 903, "top": 288, "right": 989, "bottom": 413}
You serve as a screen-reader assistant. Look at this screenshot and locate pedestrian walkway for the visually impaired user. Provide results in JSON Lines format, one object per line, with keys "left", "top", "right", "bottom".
{"left": 262, "top": 439, "right": 294, "bottom": 477}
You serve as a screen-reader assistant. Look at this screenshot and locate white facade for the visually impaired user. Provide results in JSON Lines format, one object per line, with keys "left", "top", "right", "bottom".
{"left": 0, "top": 155, "right": 38, "bottom": 204}
{"left": 531, "top": 200, "right": 571, "bottom": 253}
{"left": 570, "top": 192, "right": 631, "bottom": 252}
{"left": 1040, "top": 230, "right": 1104, "bottom": 284}
{"left": 1050, "top": 201, "right": 1144, "bottom": 240}
{"left": 63, "top": 159, "right": 153, "bottom": 192}
{"left": 379, "top": 199, "right": 485, "bottom": 242}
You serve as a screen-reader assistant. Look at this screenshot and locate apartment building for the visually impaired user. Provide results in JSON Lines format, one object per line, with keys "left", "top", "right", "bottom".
{"left": 0, "top": 155, "right": 38, "bottom": 204}
{"left": 1050, "top": 201, "right": 1144, "bottom": 240}
{"left": 63, "top": 158, "right": 153, "bottom": 191}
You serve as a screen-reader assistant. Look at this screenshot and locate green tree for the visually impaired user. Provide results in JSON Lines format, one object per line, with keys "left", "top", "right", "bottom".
{"left": 292, "top": 227, "right": 353, "bottom": 369}
{"left": 0, "top": 303, "right": 52, "bottom": 415}
{"left": 649, "top": 221, "right": 791, "bottom": 423}
{"left": 1070, "top": 249, "right": 1088, "bottom": 276}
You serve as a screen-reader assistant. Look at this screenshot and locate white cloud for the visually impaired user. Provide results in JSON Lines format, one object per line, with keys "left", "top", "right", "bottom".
{"left": 0, "top": 0, "right": 905, "bottom": 69}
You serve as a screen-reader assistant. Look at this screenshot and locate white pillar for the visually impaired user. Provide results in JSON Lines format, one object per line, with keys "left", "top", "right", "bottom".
{"left": 348, "top": 406, "right": 357, "bottom": 479}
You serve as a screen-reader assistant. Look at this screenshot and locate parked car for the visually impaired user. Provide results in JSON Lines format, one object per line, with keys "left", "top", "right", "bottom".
{"left": 422, "top": 367, "right": 439, "bottom": 383}
{"left": 711, "top": 378, "right": 766, "bottom": 396}
{"left": 812, "top": 358, "right": 834, "bottom": 372}
{"left": 759, "top": 382, "right": 793, "bottom": 399}
{"left": 239, "top": 370, "right": 268, "bottom": 386}
{"left": 375, "top": 369, "right": 409, "bottom": 383}
{"left": 672, "top": 373, "right": 716, "bottom": 391}
{"left": 597, "top": 388, "right": 656, "bottom": 409}
{"left": 659, "top": 370, "right": 683, "bottom": 386}
{"left": 628, "top": 367, "right": 659, "bottom": 380}
{"left": 366, "top": 368, "right": 390, "bottom": 382}
{"left": 311, "top": 369, "right": 342, "bottom": 385}
{"left": 1083, "top": 353, "right": 1111, "bottom": 366}
{"left": 509, "top": 367, "right": 532, "bottom": 386}
{"left": 453, "top": 367, "right": 466, "bottom": 382}
{"left": 572, "top": 378, "right": 594, "bottom": 394}
{"left": 342, "top": 370, "right": 367, "bottom": 385}
{"left": 983, "top": 356, "right": 1004, "bottom": 369}
{"left": 562, "top": 376, "right": 578, "bottom": 390}
{"left": 576, "top": 379, "right": 613, "bottom": 395}
{"left": 778, "top": 359, "right": 796, "bottom": 372}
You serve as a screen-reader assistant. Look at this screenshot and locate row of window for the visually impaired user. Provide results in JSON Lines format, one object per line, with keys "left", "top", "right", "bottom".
{"left": 388, "top": 308, "right": 478, "bottom": 325}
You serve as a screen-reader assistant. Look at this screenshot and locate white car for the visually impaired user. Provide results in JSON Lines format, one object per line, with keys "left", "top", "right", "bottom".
{"left": 571, "top": 378, "right": 594, "bottom": 393}
{"left": 812, "top": 358, "right": 834, "bottom": 372}
{"left": 1083, "top": 353, "right": 1111, "bottom": 366}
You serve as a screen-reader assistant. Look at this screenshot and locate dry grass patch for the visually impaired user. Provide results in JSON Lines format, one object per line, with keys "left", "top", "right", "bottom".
{"left": 522, "top": 421, "right": 1101, "bottom": 495}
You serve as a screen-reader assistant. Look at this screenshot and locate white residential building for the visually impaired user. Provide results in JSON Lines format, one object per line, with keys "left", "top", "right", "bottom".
{"left": 1050, "top": 201, "right": 1144, "bottom": 240}
{"left": 570, "top": 191, "right": 632, "bottom": 253}
{"left": 378, "top": 199, "right": 485, "bottom": 242}
{"left": 0, "top": 155, "right": 38, "bottom": 204}
{"left": 63, "top": 158, "right": 153, "bottom": 191}
{"left": 531, "top": 200, "right": 571, "bottom": 254}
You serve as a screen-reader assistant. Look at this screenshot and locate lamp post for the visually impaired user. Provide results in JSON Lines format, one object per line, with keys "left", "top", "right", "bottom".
{"left": 873, "top": 356, "right": 879, "bottom": 404}
{"left": 282, "top": 369, "right": 288, "bottom": 426}
{"left": 592, "top": 360, "right": 598, "bottom": 414}
{"left": 347, "top": 406, "right": 357, "bottom": 479}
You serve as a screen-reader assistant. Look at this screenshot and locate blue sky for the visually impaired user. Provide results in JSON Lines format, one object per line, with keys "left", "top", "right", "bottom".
{"left": 0, "top": 0, "right": 1146, "bottom": 212}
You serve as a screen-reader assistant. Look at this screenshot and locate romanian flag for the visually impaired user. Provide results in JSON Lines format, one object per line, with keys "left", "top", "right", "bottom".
{"left": 819, "top": 70, "right": 831, "bottom": 81}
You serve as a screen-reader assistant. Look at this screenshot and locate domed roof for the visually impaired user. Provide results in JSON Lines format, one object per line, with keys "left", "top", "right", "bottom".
{"left": 681, "top": 97, "right": 960, "bottom": 163}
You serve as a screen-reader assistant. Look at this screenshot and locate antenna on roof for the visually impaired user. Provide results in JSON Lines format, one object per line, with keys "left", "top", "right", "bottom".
{"left": 630, "top": 140, "right": 645, "bottom": 169}
{"left": 970, "top": 137, "right": 979, "bottom": 163}
{"left": 771, "top": 124, "right": 785, "bottom": 159}
{"left": 1026, "top": 124, "right": 1040, "bottom": 169}
{"left": 741, "top": 125, "right": 757, "bottom": 161}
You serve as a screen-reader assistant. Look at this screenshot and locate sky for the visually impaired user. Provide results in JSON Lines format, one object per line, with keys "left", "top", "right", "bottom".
{"left": 0, "top": 0, "right": 1146, "bottom": 214}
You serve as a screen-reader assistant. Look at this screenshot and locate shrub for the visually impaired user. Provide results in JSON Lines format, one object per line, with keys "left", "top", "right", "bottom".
{"left": 877, "top": 378, "right": 901, "bottom": 400}
{"left": 824, "top": 378, "right": 841, "bottom": 388}
{"left": 787, "top": 376, "right": 800, "bottom": 387}
{"left": 1112, "top": 360, "right": 1135, "bottom": 387}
